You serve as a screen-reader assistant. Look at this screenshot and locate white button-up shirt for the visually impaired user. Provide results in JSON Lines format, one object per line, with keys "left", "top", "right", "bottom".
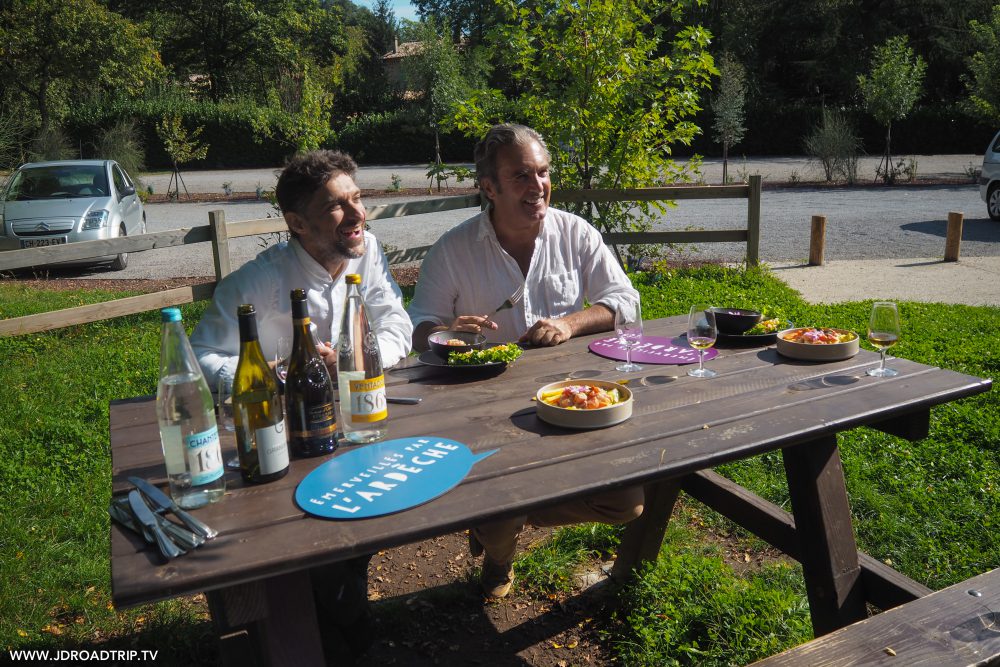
{"left": 407, "top": 208, "right": 638, "bottom": 343}
{"left": 192, "top": 236, "right": 412, "bottom": 389}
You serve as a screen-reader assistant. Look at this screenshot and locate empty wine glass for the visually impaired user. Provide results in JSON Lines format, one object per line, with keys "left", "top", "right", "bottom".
{"left": 615, "top": 301, "right": 643, "bottom": 372}
{"left": 866, "top": 302, "right": 901, "bottom": 377}
{"left": 217, "top": 375, "right": 240, "bottom": 470}
{"left": 274, "top": 336, "right": 292, "bottom": 384}
{"left": 687, "top": 304, "right": 718, "bottom": 378}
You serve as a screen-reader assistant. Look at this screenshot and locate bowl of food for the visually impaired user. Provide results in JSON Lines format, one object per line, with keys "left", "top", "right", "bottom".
{"left": 776, "top": 327, "right": 860, "bottom": 361}
{"left": 427, "top": 330, "right": 487, "bottom": 360}
{"left": 535, "top": 380, "right": 633, "bottom": 429}
{"left": 711, "top": 308, "right": 763, "bottom": 335}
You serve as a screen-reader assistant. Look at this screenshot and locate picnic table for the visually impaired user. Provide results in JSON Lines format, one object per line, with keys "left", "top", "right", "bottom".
{"left": 109, "top": 314, "right": 991, "bottom": 665}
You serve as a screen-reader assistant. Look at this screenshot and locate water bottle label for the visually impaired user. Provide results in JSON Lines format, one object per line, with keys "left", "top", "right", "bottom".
{"left": 185, "top": 426, "right": 224, "bottom": 485}
{"left": 256, "top": 420, "right": 290, "bottom": 474}
{"left": 347, "top": 374, "right": 387, "bottom": 423}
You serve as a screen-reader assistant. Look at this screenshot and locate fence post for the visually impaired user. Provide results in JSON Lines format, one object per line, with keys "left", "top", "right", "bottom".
{"left": 746, "top": 175, "right": 761, "bottom": 266}
{"left": 944, "top": 211, "right": 964, "bottom": 262}
{"left": 809, "top": 215, "right": 827, "bottom": 266}
{"left": 209, "top": 210, "right": 232, "bottom": 280}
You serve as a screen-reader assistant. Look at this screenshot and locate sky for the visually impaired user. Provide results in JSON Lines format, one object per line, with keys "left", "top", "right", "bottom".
{"left": 353, "top": 0, "right": 419, "bottom": 23}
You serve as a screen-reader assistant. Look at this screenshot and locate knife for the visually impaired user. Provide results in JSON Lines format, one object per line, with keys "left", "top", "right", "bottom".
{"left": 128, "top": 490, "right": 184, "bottom": 560}
{"left": 387, "top": 396, "right": 421, "bottom": 405}
{"left": 128, "top": 477, "right": 218, "bottom": 539}
{"left": 110, "top": 499, "right": 204, "bottom": 550}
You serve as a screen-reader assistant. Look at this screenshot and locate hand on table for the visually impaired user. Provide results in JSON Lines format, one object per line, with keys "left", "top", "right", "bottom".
{"left": 519, "top": 318, "right": 572, "bottom": 347}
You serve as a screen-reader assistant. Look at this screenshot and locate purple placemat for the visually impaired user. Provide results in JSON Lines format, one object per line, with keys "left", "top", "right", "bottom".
{"left": 589, "top": 335, "right": 719, "bottom": 365}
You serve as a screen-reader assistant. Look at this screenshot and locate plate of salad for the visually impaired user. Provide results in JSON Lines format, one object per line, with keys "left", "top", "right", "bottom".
{"left": 417, "top": 342, "right": 523, "bottom": 372}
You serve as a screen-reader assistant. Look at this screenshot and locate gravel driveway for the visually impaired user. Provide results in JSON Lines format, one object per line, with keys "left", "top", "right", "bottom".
{"left": 121, "top": 182, "right": 998, "bottom": 281}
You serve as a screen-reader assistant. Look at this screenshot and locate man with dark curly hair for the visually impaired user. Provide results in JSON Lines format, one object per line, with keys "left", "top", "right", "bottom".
{"left": 192, "top": 149, "right": 411, "bottom": 662}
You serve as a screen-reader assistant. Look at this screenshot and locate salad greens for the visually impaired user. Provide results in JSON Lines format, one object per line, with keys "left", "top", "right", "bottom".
{"left": 448, "top": 343, "right": 523, "bottom": 365}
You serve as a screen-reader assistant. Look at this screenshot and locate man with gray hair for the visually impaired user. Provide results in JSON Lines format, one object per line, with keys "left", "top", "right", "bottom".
{"left": 407, "top": 123, "right": 644, "bottom": 598}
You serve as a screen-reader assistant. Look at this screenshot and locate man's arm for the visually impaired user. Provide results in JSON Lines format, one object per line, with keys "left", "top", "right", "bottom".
{"left": 519, "top": 303, "right": 614, "bottom": 346}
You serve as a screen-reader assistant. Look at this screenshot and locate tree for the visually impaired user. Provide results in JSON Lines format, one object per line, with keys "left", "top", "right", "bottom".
{"left": 0, "top": 0, "right": 163, "bottom": 131}
{"left": 451, "top": 0, "right": 714, "bottom": 259}
{"left": 156, "top": 115, "right": 210, "bottom": 199}
{"left": 964, "top": 5, "right": 1000, "bottom": 123}
{"left": 712, "top": 52, "right": 747, "bottom": 184}
{"left": 412, "top": 0, "right": 505, "bottom": 45}
{"left": 402, "top": 19, "right": 489, "bottom": 168}
{"left": 857, "top": 35, "right": 926, "bottom": 183}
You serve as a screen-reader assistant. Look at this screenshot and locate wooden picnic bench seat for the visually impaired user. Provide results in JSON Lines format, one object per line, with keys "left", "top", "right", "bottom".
{"left": 749, "top": 567, "right": 1000, "bottom": 666}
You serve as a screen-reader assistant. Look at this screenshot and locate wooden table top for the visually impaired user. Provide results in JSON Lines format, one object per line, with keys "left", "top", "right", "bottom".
{"left": 110, "top": 315, "right": 991, "bottom": 608}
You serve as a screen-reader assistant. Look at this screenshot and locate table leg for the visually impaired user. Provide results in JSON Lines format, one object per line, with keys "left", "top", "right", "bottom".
{"left": 611, "top": 480, "right": 681, "bottom": 582}
{"left": 207, "top": 570, "right": 325, "bottom": 667}
{"left": 782, "top": 435, "right": 867, "bottom": 636}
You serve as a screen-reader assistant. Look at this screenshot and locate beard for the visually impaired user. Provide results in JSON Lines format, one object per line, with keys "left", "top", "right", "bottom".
{"left": 334, "top": 235, "right": 366, "bottom": 260}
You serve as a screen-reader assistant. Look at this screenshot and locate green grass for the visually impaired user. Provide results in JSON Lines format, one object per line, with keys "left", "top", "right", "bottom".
{"left": 0, "top": 265, "right": 997, "bottom": 665}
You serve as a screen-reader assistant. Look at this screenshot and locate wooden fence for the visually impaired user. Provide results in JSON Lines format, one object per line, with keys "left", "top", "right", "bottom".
{"left": 0, "top": 176, "right": 761, "bottom": 337}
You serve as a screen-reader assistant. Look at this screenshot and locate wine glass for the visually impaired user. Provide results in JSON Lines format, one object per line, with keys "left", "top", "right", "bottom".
{"left": 614, "top": 301, "right": 643, "bottom": 372}
{"left": 687, "top": 304, "right": 718, "bottom": 378}
{"left": 274, "top": 336, "right": 292, "bottom": 384}
{"left": 217, "top": 375, "right": 240, "bottom": 470}
{"left": 866, "top": 302, "right": 901, "bottom": 377}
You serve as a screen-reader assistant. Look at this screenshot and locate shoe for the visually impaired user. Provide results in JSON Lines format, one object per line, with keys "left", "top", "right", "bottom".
{"left": 468, "top": 530, "right": 483, "bottom": 557}
{"left": 480, "top": 558, "right": 515, "bottom": 598}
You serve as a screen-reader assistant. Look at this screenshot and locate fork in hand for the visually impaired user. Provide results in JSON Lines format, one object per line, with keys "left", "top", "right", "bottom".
{"left": 484, "top": 284, "right": 525, "bottom": 327}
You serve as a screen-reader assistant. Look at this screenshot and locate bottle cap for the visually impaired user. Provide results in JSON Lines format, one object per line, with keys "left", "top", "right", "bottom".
{"left": 161, "top": 307, "right": 182, "bottom": 323}
{"left": 345, "top": 274, "right": 361, "bottom": 285}
{"left": 237, "top": 304, "right": 255, "bottom": 316}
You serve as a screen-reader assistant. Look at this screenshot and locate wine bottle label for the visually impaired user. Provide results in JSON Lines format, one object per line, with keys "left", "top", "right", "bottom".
{"left": 185, "top": 425, "right": 224, "bottom": 484}
{"left": 289, "top": 402, "right": 337, "bottom": 438}
{"left": 344, "top": 373, "right": 388, "bottom": 423}
{"left": 256, "top": 419, "right": 289, "bottom": 474}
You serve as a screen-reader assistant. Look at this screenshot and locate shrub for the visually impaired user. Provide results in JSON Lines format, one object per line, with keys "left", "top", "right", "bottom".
{"left": 28, "top": 125, "right": 74, "bottom": 161}
{"left": 804, "top": 109, "right": 863, "bottom": 183}
{"left": 93, "top": 118, "right": 146, "bottom": 181}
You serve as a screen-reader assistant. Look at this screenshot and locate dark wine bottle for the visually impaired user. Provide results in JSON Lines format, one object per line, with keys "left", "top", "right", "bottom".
{"left": 233, "top": 304, "right": 290, "bottom": 483}
{"left": 285, "top": 289, "right": 339, "bottom": 457}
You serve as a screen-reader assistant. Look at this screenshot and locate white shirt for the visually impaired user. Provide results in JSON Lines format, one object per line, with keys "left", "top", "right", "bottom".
{"left": 191, "top": 235, "right": 412, "bottom": 389}
{"left": 407, "top": 208, "right": 638, "bottom": 343}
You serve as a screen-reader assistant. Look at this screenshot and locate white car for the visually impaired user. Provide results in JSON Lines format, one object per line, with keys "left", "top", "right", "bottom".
{"left": 980, "top": 129, "right": 1000, "bottom": 221}
{"left": 0, "top": 159, "right": 146, "bottom": 270}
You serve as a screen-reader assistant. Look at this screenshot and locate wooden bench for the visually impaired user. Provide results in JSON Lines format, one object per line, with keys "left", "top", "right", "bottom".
{"left": 750, "top": 567, "right": 1000, "bottom": 666}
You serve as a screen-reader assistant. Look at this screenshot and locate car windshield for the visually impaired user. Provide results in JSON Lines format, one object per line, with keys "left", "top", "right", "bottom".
{"left": 4, "top": 165, "right": 109, "bottom": 201}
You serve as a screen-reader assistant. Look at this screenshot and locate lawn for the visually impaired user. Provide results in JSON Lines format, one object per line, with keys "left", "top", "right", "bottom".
{"left": 0, "top": 265, "right": 996, "bottom": 665}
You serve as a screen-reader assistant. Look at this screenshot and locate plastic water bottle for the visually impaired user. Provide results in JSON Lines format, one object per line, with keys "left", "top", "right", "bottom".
{"left": 155, "top": 307, "right": 226, "bottom": 508}
{"left": 336, "top": 274, "right": 388, "bottom": 444}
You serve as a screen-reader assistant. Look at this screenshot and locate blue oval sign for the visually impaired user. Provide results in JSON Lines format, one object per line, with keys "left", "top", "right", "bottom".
{"left": 295, "top": 437, "right": 496, "bottom": 520}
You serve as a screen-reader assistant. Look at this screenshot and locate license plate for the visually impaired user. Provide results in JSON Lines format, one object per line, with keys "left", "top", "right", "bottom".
{"left": 21, "top": 237, "right": 67, "bottom": 248}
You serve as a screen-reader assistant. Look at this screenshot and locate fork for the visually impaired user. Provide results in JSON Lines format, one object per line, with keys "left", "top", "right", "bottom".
{"left": 486, "top": 284, "right": 525, "bottom": 324}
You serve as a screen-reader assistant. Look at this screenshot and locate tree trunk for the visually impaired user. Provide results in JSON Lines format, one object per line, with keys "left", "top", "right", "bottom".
{"left": 722, "top": 142, "right": 729, "bottom": 184}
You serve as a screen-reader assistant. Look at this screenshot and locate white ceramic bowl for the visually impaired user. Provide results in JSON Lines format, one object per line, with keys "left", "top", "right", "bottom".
{"left": 776, "top": 327, "right": 860, "bottom": 361}
{"left": 535, "top": 380, "right": 633, "bottom": 429}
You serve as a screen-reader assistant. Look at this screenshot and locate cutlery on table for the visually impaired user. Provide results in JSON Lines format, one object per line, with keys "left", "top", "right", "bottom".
{"left": 128, "top": 476, "right": 218, "bottom": 539}
{"left": 128, "top": 490, "right": 185, "bottom": 560}
{"left": 387, "top": 396, "right": 421, "bottom": 405}
{"left": 110, "top": 499, "right": 205, "bottom": 550}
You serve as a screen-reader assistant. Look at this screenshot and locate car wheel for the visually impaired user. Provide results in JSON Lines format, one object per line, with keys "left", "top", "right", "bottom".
{"left": 110, "top": 224, "right": 128, "bottom": 271}
{"left": 989, "top": 184, "right": 1000, "bottom": 221}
